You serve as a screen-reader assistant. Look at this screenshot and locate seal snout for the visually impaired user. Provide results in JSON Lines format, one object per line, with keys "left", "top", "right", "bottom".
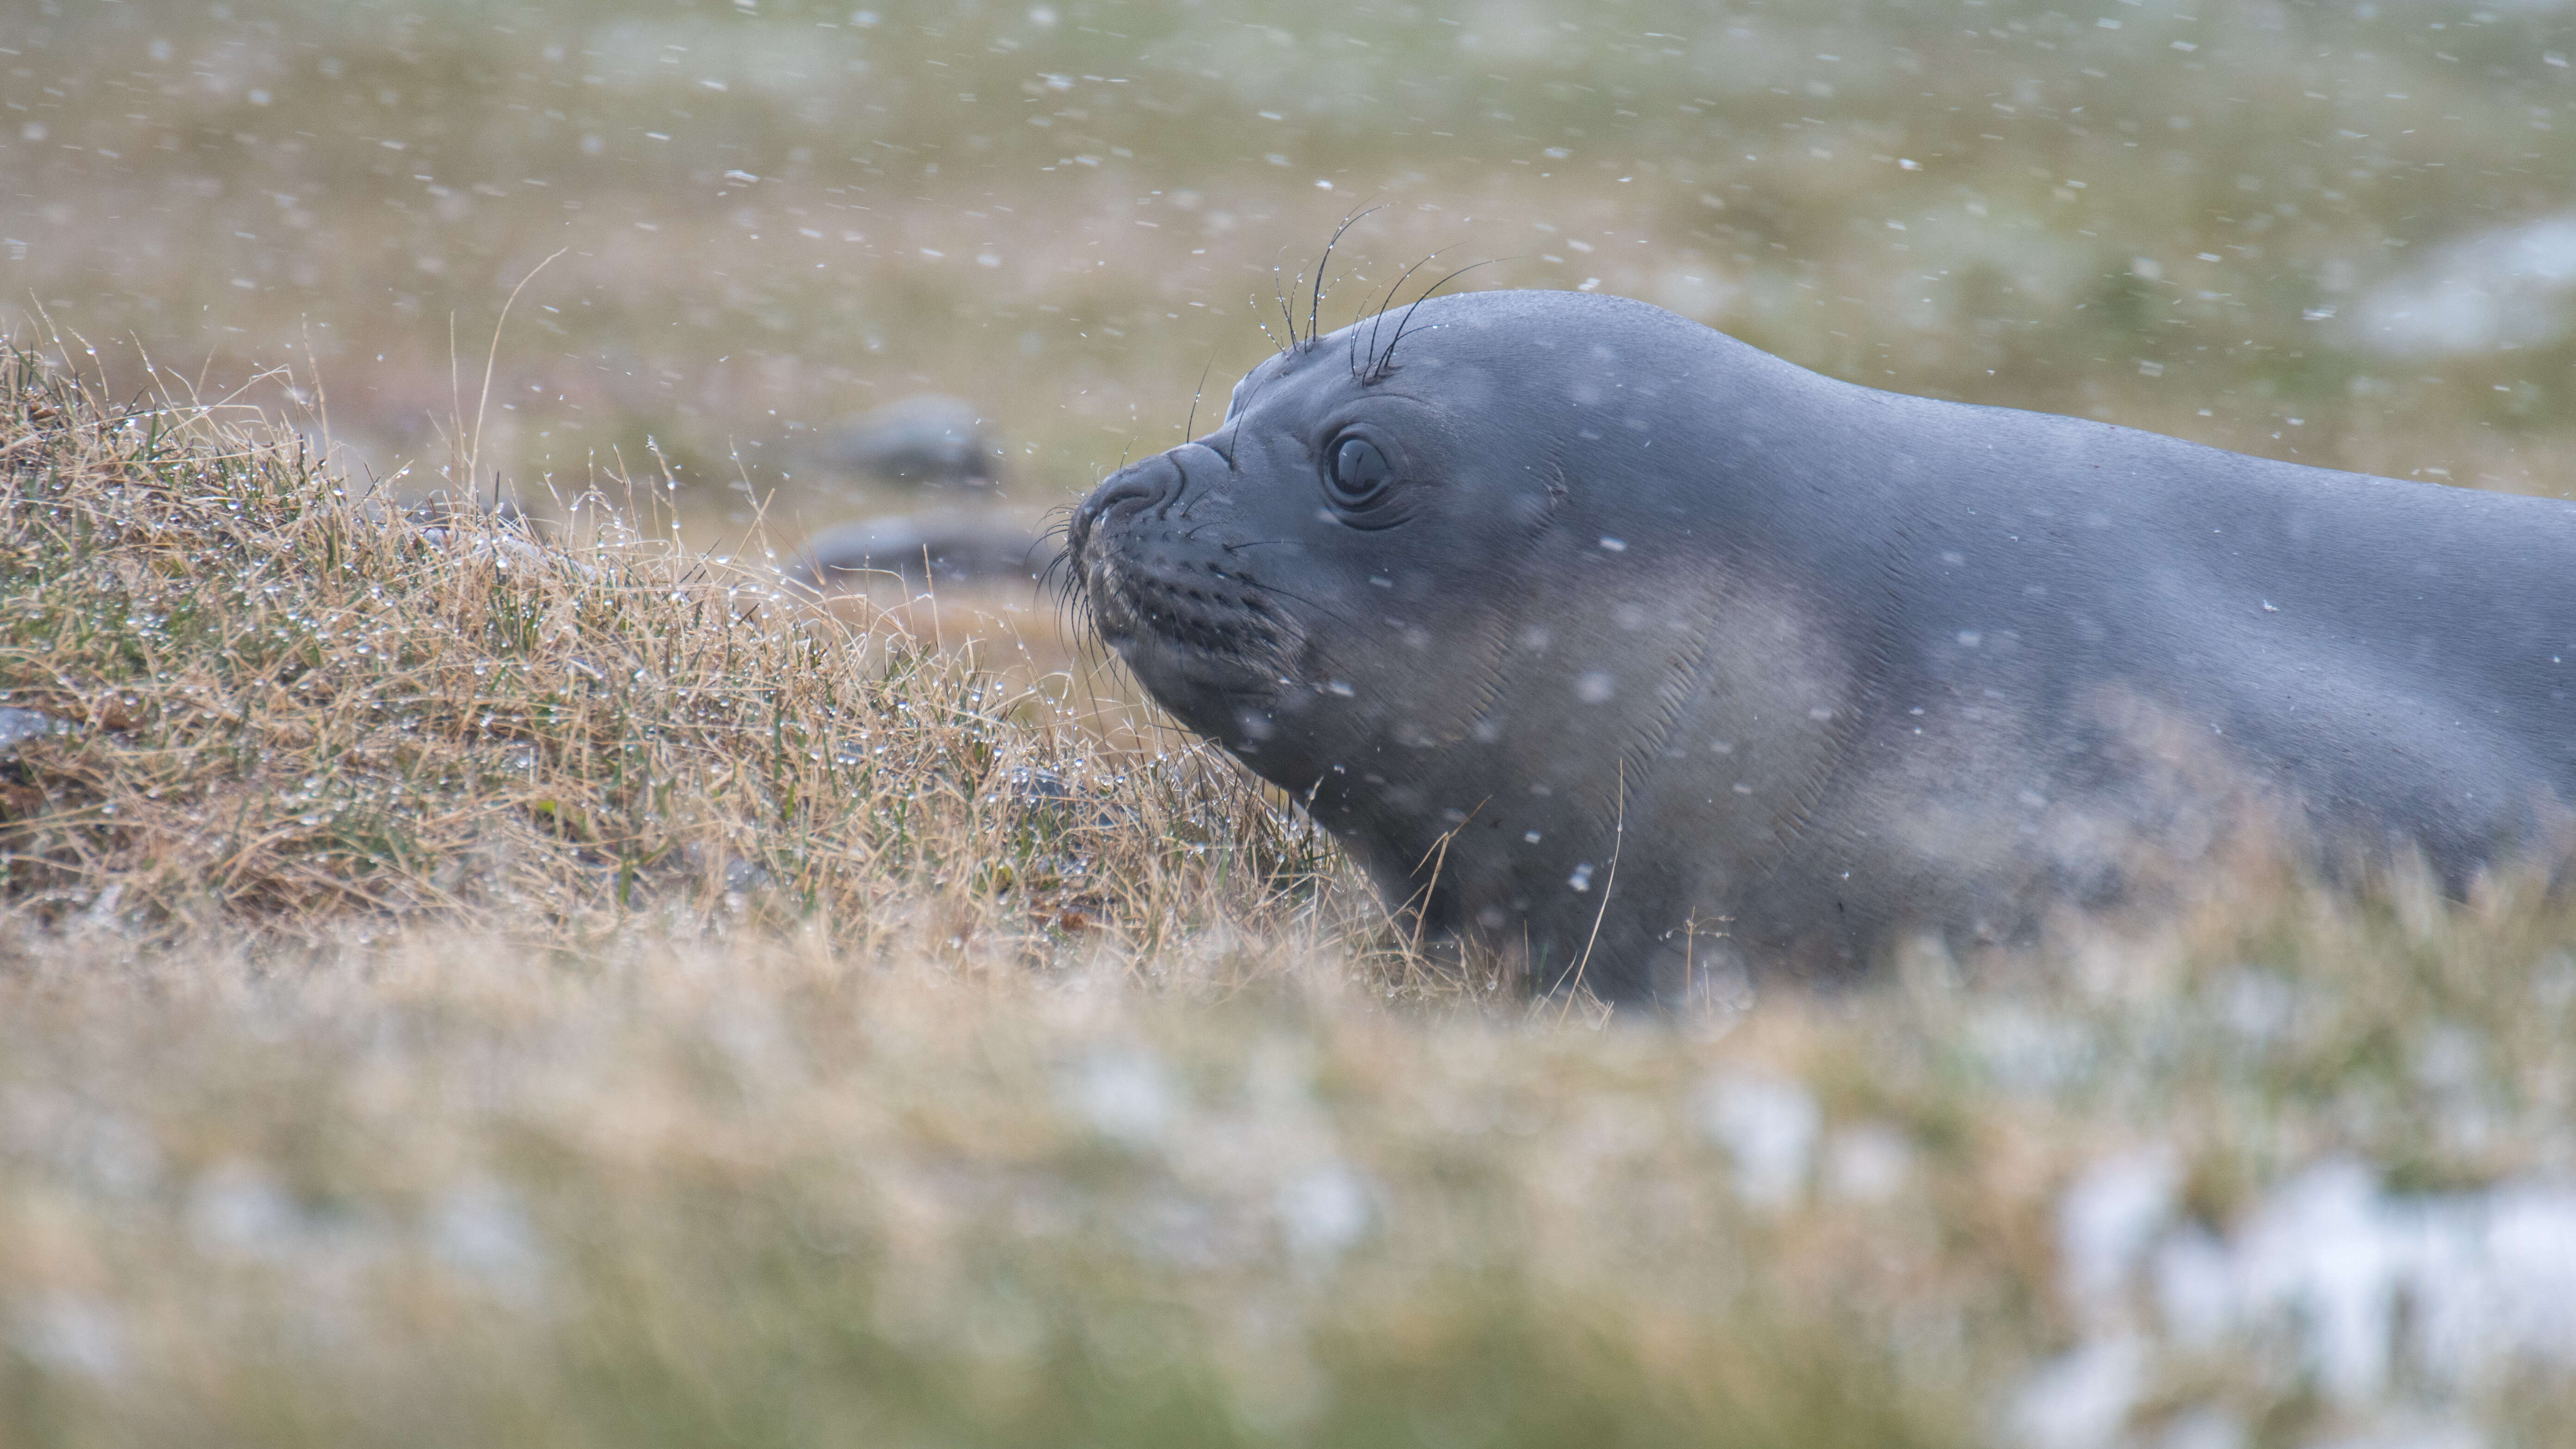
{"left": 1068, "top": 446, "right": 1296, "bottom": 696}
{"left": 1067, "top": 454, "right": 1183, "bottom": 635}
{"left": 1071, "top": 452, "right": 1182, "bottom": 552}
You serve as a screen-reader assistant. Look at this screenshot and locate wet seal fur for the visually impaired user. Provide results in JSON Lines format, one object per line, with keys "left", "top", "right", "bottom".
{"left": 1066, "top": 288, "right": 2576, "bottom": 1004}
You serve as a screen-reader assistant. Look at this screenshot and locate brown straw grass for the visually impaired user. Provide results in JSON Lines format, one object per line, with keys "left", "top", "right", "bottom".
{"left": 0, "top": 345, "right": 1364, "bottom": 987}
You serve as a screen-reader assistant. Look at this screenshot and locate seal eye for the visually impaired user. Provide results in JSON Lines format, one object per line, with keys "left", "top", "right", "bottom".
{"left": 1326, "top": 435, "right": 1394, "bottom": 511}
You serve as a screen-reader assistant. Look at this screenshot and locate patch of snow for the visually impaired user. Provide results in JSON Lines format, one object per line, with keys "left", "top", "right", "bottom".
{"left": 2058, "top": 1147, "right": 2180, "bottom": 1327}
{"left": 2231, "top": 1159, "right": 2398, "bottom": 1400}
{"left": 10, "top": 1294, "right": 126, "bottom": 1382}
{"left": 426, "top": 1179, "right": 544, "bottom": 1299}
{"left": 2347, "top": 210, "right": 2576, "bottom": 356}
{"left": 2005, "top": 1335, "right": 2146, "bottom": 1449}
{"left": 2304, "top": 1414, "right": 2489, "bottom": 1449}
{"left": 2149, "top": 1223, "right": 2236, "bottom": 1348}
{"left": 2153, "top": 1406, "right": 2246, "bottom": 1449}
{"left": 186, "top": 1159, "right": 305, "bottom": 1259}
{"left": 1695, "top": 1071, "right": 1819, "bottom": 1210}
{"left": 1971, "top": 1004, "right": 2095, "bottom": 1091}
{"left": 1065, "top": 1045, "right": 1177, "bottom": 1145}
{"left": 1275, "top": 1161, "right": 1375, "bottom": 1260}
{"left": 1823, "top": 1121, "right": 1914, "bottom": 1203}
{"left": 2121, "top": 1159, "right": 2576, "bottom": 1402}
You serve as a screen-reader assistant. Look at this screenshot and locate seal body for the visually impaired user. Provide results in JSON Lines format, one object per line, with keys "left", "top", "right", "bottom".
{"left": 1066, "top": 289, "right": 2576, "bottom": 1003}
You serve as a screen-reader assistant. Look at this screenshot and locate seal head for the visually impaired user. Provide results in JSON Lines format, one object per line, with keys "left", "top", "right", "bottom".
{"left": 1070, "top": 291, "right": 1876, "bottom": 998}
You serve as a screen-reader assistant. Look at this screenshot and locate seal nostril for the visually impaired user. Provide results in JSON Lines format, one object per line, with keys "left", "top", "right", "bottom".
{"left": 1079, "top": 454, "right": 1183, "bottom": 535}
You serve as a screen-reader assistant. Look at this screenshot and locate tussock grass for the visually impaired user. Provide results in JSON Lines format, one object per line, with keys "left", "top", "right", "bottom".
{"left": 0, "top": 346, "right": 1331, "bottom": 975}
{"left": 6, "top": 355, "right": 2576, "bottom": 1446}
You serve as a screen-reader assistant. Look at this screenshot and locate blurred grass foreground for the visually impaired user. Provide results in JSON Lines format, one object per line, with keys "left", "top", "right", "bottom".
{"left": 13, "top": 0, "right": 2576, "bottom": 1445}
{"left": 8, "top": 329, "right": 2576, "bottom": 1446}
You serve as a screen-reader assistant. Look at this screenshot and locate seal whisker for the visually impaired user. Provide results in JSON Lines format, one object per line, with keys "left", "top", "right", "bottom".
{"left": 1219, "top": 359, "right": 1290, "bottom": 467}
{"left": 1271, "top": 246, "right": 1301, "bottom": 356}
{"left": 1346, "top": 281, "right": 1384, "bottom": 378}
{"left": 1036, "top": 509, "right": 1080, "bottom": 598}
{"left": 1369, "top": 257, "right": 1507, "bottom": 382}
{"left": 1181, "top": 351, "right": 1217, "bottom": 442}
{"left": 1218, "top": 576, "right": 1370, "bottom": 639}
{"left": 1362, "top": 249, "right": 1452, "bottom": 384}
{"left": 1309, "top": 205, "right": 1381, "bottom": 350}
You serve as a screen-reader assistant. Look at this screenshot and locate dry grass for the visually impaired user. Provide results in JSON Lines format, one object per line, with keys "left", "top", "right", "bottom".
{"left": 0, "top": 344, "right": 1338, "bottom": 978}
{"left": 7, "top": 348, "right": 2576, "bottom": 1446}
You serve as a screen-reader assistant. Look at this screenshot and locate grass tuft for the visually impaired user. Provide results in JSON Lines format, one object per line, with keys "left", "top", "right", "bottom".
{"left": 0, "top": 347, "right": 1331, "bottom": 975}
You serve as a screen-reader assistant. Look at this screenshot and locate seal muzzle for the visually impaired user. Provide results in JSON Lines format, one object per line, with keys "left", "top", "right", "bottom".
{"left": 1069, "top": 446, "right": 1300, "bottom": 705}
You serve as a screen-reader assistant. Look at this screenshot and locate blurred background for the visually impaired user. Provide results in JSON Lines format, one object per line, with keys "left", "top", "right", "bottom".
{"left": 8, "top": 0, "right": 2576, "bottom": 546}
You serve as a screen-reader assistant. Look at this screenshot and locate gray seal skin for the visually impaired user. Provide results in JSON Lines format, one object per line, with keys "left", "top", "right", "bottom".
{"left": 1065, "top": 288, "right": 2576, "bottom": 1004}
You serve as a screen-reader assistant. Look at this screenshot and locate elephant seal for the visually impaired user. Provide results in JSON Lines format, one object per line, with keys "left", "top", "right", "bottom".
{"left": 1065, "top": 288, "right": 2576, "bottom": 1004}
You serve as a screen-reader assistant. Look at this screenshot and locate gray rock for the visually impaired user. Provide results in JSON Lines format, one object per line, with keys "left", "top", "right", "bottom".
{"left": 995, "top": 767, "right": 1133, "bottom": 832}
{"left": 786, "top": 508, "right": 1057, "bottom": 594}
{"left": 399, "top": 495, "right": 586, "bottom": 577}
{"left": 403, "top": 494, "right": 526, "bottom": 532}
{"left": 822, "top": 395, "right": 1002, "bottom": 489}
{"left": 0, "top": 707, "right": 64, "bottom": 756}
